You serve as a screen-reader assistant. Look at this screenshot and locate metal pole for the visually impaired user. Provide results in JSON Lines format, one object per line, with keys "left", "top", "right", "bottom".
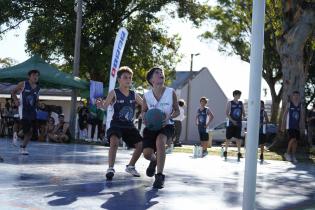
{"left": 184, "top": 53, "right": 199, "bottom": 143}
{"left": 70, "top": 0, "right": 82, "bottom": 139}
{"left": 242, "top": 1, "right": 265, "bottom": 210}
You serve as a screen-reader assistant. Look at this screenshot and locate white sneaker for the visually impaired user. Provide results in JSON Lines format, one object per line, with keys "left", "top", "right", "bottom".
{"left": 125, "top": 165, "right": 140, "bottom": 177}
{"left": 20, "top": 148, "right": 29, "bottom": 155}
{"left": 284, "top": 153, "right": 292, "bottom": 162}
{"left": 13, "top": 136, "right": 18, "bottom": 147}
{"left": 291, "top": 155, "right": 298, "bottom": 163}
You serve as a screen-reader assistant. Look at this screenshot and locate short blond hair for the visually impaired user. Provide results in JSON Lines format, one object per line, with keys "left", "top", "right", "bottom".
{"left": 117, "top": 66, "right": 133, "bottom": 78}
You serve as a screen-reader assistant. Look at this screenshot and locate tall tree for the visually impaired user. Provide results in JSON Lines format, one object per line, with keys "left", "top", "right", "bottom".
{"left": 0, "top": 1, "right": 210, "bottom": 88}
{"left": 276, "top": 0, "right": 315, "bottom": 129}
{"left": 201, "top": 0, "right": 283, "bottom": 123}
{"left": 0, "top": 57, "right": 16, "bottom": 68}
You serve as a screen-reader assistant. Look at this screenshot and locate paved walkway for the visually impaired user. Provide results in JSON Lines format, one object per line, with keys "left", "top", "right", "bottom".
{"left": 0, "top": 138, "right": 314, "bottom": 210}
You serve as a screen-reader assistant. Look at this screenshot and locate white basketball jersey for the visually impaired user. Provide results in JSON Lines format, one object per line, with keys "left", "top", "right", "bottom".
{"left": 144, "top": 87, "right": 174, "bottom": 125}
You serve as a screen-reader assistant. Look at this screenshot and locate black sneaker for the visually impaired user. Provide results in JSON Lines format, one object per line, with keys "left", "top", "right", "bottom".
{"left": 223, "top": 151, "right": 227, "bottom": 160}
{"left": 0, "top": 156, "right": 3, "bottom": 162}
{"left": 237, "top": 152, "right": 242, "bottom": 162}
{"left": 153, "top": 173, "right": 165, "bottom": 189}
{"left": 146, "top": 159, "right": 157, "bottom": 177}
{"left": 202, "top": 150, "right": 208, "bottom": 157}
{"left": 106, "top": 168, "right": 115, "bottom": 180}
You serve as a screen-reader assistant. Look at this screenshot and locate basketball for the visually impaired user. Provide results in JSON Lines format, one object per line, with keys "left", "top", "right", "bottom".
{"left": 144, "top": 108, "right": 165, "bottom": 131}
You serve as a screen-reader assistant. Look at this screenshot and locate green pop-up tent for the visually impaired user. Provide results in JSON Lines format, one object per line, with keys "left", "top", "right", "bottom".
{"left": 0, "top": 55, "right": 89, "bottom": 90}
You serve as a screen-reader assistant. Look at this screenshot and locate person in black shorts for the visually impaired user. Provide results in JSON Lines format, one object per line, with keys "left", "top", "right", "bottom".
{"left": 11, "top": 69, "right": 40, "bottom": 155}
{"left": 97, "top": 66, "right": 143, "bottom": 180}
{"left": 258, "top": 101, "right": 269, "bottom": 163}
{"left": 224, "top": 90, "right": 246, "bottom": 161}
{"left": 281, "top": 91, "right": 303, "bottom": 163}
{"left": 142, "top": 67, "right": 180, "bottom": 189}
{"left": 195, "top": 97, "right": 214, "bottom": 157}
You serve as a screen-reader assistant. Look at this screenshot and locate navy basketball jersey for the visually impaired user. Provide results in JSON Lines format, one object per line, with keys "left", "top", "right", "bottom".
{"left": 197, "top": 107, "right": 208, "bottom": 126}
{"left": 229, "top": 100, "right": 243, "bottom": 126}
{"left": 286, "top": 102, "right": 301, "bottom": 130}
{"left": 19, "top": 81, "right": 40, "bottom": 120}
{"left": 259, "top": 110, "right": 267, "bottom": 134}
{"left": 111, "top": 88, "right": 136, "bottom": 127}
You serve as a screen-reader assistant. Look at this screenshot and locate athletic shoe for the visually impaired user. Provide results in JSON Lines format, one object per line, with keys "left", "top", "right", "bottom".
{"left": 174, "top": 142, "right": 182, "bottom": 147}
{"left": 106, "top": 168, "right": 115, "bottom": 180}
{"left": 13, "top": 133, "right": 18, "bottom": 147}
{"left": 291, "top": 155, "right": 298, "bottom": 164}
{"left": 202, "top": 150, "right": 208, "bottom": 157}
{"left": 153, "top": 173, "right": 165, "bottom": 189}
{"left": 223, "top": 151, "right": 227, "bottom": 160}
{"left": 0, "top": 156, "right": 3, "bottom": 162}
{"left": 284, "top": 153, "right": 292, "bottom": 162}
{"left": 125, "top": 165, "right": 140, "bottom": 177}
{"left": 237, "top": 152, "right": 242, "bottom": 162}
{"left": 146, "top": 159, "right": 157, "bottom": 177}
{"left": 20, "top": 148, "right": 29, "bottom": 155}
{"left": 165, "top": 147, "right": 172, "bottom": 154}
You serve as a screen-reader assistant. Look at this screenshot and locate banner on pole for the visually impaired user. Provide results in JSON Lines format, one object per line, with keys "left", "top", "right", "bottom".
{"left": 106, "top": 27, "right": 128, "bottom": 128}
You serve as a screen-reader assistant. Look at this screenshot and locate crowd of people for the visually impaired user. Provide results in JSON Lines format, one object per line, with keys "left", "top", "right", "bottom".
{"left": 0, "top": 67, "right": 314, "bottom": 189}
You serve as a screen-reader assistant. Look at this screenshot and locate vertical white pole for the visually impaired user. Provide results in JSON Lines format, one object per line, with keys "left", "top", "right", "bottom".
{"left": 242, "top": 1, "right": 266, "bottom": 210}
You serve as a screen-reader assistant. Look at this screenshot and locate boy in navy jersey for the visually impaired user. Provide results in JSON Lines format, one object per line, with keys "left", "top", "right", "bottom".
{"left": 281, "top": 91, "right": 303, "bottom": 163}
{"left": 195, "top": 97, "right": 214, "bottom": 157}
{"left": 259, "top": 101, "right": 269, "bottom": 163}
{"left": 224, "top": 90, "right": 246, "bottom": 161}
{"left": 11, "top": 69, "right": 40, "bottom": 155}
{"left": 97, "top": 67, "right": 143, "bottom": 180}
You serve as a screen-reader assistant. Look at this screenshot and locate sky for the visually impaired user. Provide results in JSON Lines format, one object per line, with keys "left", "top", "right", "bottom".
{"left": 0, "top": 6, "right": 271, "bottom": 101}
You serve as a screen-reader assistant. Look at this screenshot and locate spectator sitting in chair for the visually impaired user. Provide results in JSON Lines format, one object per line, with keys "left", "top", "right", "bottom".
{"left": 48, "top": 114, "right": 70, "bottom": 143}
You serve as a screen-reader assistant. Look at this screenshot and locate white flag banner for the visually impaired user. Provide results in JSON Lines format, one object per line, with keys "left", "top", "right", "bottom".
{"left": 106, "top": 27, "right": 128, "bottom": 129}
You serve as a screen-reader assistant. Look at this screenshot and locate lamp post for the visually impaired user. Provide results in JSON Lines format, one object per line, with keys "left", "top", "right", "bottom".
{"left": 185, "top": 53, "right": 200, "bottom": 143}
{"left": 69, "top": 0, "right": 82, "bottom": 139}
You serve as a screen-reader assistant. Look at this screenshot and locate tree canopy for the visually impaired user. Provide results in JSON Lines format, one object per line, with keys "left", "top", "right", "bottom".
{"left": 201, "top": 0, "right": 283, "bottom": 122}
{"left": 0, "top": 0, "right": 210, "bottom": 88}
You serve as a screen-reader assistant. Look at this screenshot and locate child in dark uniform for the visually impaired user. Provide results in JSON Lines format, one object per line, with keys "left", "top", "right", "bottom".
{"left": 97, "top": 66, "right": 143, "bottom": 180}
{"left": 259, "top": 101, "right": 269, "bottom": 163}
{"left": 195, "top": 97, "right": 214, "bottom": 157}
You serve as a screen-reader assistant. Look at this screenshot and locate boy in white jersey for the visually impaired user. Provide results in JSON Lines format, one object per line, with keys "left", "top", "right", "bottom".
{"left": 142, "top": 67, "right": 180, "bottom": 189}
{"left": 97, "top": 67, "right": 143, "bottom": 180}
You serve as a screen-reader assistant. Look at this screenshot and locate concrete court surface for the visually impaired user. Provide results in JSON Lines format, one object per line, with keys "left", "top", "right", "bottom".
{"left": 0, "top": 138, "right": 314, "bottom": 210}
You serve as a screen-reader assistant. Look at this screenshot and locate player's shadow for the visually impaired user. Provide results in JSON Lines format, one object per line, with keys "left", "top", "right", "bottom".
{"left": 101, "top": 188, "right": 159, "bottom": 210}
{"left": 46, "top": 182, "right": 107, "bottom": 206}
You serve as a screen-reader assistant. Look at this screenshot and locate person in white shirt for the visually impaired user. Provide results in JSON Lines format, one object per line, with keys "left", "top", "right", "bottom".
{"left": 172, "top": 99, "right": 185, "bottom": 147}
{"left": 142, "top": 67, "right": 180, "bottom": 189}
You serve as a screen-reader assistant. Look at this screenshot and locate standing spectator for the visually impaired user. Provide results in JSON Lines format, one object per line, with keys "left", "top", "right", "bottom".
{"left": 195, "top": 97, "right": 214, "bottom": 157}
{"left": 12, "top": 102, "right": 20, "bottom": 146}
{"left": 172, "top": 99, "right": 185, "bottom": 147}
{"left": 307, "top": 104, "right": 315, "bottom": 148}
{"left": 258, "top": 101, "right": 269, "bottom": 163}
{"left": 36, "top": 102, "right": 49, "bottom": 142}
{"left": 88, "top": 103, "right": 98, "bottom": 141}
{"left": 46, "top": 117, "right": 55, "bottom": 142}
{"left": 281, "top": 91, "right": 303, "bottom": 163}
{"left": 78, "top": 103, "right": 89, "bottom": 139}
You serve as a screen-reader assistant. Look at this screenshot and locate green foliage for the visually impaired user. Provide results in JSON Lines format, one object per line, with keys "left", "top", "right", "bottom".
{"left": 0, "top": 0, "right": 210, "bottom": 88}
{"left": 201, "top": 0, "right": 285, "bottom": 122}
{"left": 0, "top": 57, "right": 16, "bottom": 68}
